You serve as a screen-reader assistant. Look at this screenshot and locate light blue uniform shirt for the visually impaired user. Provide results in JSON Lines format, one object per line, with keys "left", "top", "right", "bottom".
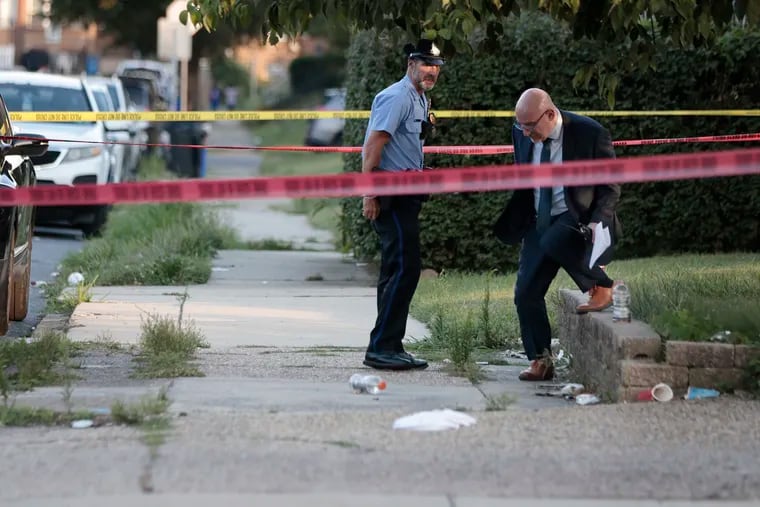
{"left": 362, "top": 75, "right": 427, "bottom": 172}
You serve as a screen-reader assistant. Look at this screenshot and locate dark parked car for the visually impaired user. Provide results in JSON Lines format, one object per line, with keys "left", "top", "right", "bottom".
{"left": 0, "top": 93, "right": 48, "bottom": 335}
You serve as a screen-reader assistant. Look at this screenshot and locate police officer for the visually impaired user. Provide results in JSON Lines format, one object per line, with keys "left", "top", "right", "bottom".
{"left": 360, "top": 39, "right": 444, "bottom": 370}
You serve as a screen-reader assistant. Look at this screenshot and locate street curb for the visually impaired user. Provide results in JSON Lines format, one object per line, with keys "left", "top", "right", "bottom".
{"left": 31, "top": 312, "right": 70, "bottom": 339}
{"left": 7, "top": 493, "right": 760, "bottom": 507}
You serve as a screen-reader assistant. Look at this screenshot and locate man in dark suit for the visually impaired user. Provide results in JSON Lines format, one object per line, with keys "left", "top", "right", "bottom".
{"left": 493, "top": 88, "right": 622, "bottom": 381}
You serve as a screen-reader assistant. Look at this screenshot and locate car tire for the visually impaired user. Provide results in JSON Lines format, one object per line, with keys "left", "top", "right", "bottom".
{"left": 81, "top": 205, "right": 111, "bottom": 238}
{"left": 10, "top": 220, "right": 33, "bottom": 322}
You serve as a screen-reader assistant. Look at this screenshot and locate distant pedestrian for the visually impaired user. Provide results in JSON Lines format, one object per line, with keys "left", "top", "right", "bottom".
{"left": 224, "top": 85, "right": 239, "bottom": 110}
{"left": 210, "top": 85, "right": 222, "bottom": 110}
{"left": 360, "top": 39, "right": 444, "bottom": 371}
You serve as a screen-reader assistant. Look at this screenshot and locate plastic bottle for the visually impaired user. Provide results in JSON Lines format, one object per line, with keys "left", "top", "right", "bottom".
{"left": 349, "top": 373, "right": 387, "bottom": 394}
{"left": 612, "top": 280, "right": 631, "bottom": 322}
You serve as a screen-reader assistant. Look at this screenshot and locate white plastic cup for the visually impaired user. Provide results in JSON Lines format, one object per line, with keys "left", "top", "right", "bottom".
{"left": 651, "top": 383, "right": 673, "bottom": 402}
{"left": 636, "top": 382, "right": 674, "bottom": 402}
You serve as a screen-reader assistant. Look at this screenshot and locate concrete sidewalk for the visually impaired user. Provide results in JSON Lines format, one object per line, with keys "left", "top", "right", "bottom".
{"left": 5, "top": 120, "right": 760, "bottom": 504}
{"left": 8, "top": 493, "right": 759, "bottom": 507}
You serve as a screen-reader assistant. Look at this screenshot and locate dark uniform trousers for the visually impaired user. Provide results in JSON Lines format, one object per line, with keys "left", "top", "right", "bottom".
{"left": 515, "top": 211, "right": 611, "bottom": 360}
{"left": 368, "top": 195, "right": 423, "bottom": 354}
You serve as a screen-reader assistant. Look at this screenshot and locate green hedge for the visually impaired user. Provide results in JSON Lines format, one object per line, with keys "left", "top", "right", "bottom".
{"left": 289, "top": 54, "right": 346, "bottom": 94}
{"left": 341, "top": 16, "right": 760, "bottom": 271}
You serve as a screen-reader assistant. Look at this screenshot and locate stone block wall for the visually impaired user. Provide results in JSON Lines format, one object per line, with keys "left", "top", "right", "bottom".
{"left": 558, "top": 289, "right": 759, "bottom": 402}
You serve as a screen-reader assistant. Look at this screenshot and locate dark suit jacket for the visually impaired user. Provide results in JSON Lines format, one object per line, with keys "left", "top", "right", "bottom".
{"left": 493, "top": 110, "right": 622, "bottom": 245}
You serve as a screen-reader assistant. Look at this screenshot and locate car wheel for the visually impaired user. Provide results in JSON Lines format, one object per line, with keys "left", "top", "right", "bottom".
{"left": 10, "top": 220, "right": 33, "bottom": 321}
{"left": 81, "top": 205, "right": 111, "bottom": 238}
{"left": 0, "top": 225, "right": 13, "bottom": 335}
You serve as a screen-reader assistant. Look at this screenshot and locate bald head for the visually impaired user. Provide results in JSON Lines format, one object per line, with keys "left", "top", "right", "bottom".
{"left": 514, "top": 88, "right": 558, "bottom": 142}
{"left": 515, "top": 88, "right": 555, "bottom": 118}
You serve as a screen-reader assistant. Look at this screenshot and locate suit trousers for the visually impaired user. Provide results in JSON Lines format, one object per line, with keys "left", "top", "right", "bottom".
{"left": 368, "top": 195, "right": 423, "bottom": 354}
{"left": 514, "top": 212, "right": 612, "bottom": 360}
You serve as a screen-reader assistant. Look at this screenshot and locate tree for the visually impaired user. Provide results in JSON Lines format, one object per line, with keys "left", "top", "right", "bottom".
{"left": 49, "top": 0, "right": 257, "bottom": 59}
{"left": 181, "top": 0, "right": 759, "bottom": 104}
{"left": 50, "top": 0, "right": 173, "bottom": 56}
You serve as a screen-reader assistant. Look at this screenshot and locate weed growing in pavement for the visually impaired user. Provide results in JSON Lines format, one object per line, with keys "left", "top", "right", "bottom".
{"left": 484, "top": 392, "right": 516, "bottom": 411}
{"left": 111, "top": 388, "right": 172, "bottom": 455}
{"left": 479, "top": 270, "right": 500, "bottom": 349}
{"left": 448, "top": 312, "right": 476, "bottom": 369}
{"left": 134, "top": 290, "right": 208, "bottom": 378}
{"left": 0, "top": 405, "right": 97, "bottom": 427}
{"left": 0, "top": 331, "right": 70, "bottom": 393}
{"left": 236, "top": 238, "right": 295, "bottom": 250}
{"left": 50, "top": 275, "right": 98, "bottom": 314}
{"left": 411, "top": 270, "right": 521, "bottom": 370}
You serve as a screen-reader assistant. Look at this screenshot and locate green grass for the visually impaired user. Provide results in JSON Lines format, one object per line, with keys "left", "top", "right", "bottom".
{"left": 44, "top": 158, "right": 240, "bottom": 312}
{"left": 0, "top": 331, "right": 70, "bottom": 397}
{"left": 111, "top": 389, "right": 172, "bottom": 455}
{"left": 248, "top": 117, "right": 343, "bottom": 240}
{"left": 134, "top": 307, "right": 208, "bottom": 379}
{"left": 0, "top": 406, "right": 98, "bottom": 427}
{"left": 410, "top": 253, "right": 760, "bottom": 355}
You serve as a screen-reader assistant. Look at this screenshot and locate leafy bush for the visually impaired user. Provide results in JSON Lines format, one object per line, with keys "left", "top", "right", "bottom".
{"left": 341, "top": 18, "right": 760, "bottom": 272}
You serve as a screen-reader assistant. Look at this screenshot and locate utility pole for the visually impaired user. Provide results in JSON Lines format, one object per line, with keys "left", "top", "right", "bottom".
{"left": 13, "top": 0, "right": 27, "bottom": 65}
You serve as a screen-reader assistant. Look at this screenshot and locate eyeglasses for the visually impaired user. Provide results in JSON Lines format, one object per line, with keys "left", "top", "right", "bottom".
{"left": 514, "top": 110, "right": 550, "bottom": 132}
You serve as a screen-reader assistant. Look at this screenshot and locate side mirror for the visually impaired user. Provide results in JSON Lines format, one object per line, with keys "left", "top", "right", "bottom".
{"left": 7, "top": 133, "right": 48, "bottom": 158}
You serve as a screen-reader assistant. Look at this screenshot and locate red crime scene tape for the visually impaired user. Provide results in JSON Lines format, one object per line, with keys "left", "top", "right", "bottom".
{"left": 0, "top": 147, "right": 758, "bottom": 207}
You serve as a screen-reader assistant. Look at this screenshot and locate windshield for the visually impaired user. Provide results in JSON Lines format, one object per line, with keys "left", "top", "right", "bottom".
{"left": 122, "top": 83, "right": 151, "bottom": 111}
{"left": 0, "top": 82, "right": 94, "bottom": 123}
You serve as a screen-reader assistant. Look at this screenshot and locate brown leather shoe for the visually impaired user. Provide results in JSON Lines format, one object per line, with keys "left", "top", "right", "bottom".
{"left": 518, "top": 359, "right": 555, "bottom": 381}
{"left": 576, "top": 285, "right": 613, "bottom": 313}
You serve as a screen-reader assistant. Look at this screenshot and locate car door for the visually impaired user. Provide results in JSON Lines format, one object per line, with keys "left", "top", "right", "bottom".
{"left": 0, "top": 94, "right": 35, "bottom": 331}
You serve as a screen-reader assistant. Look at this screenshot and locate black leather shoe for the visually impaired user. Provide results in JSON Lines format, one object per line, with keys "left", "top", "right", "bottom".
{"left": 363, "top": 351, "right": 429, "bottom": 370}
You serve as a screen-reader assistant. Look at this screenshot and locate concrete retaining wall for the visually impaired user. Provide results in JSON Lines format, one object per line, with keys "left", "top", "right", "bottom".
{"left": 558, "top": 289, "right": 760, "bottom": 402}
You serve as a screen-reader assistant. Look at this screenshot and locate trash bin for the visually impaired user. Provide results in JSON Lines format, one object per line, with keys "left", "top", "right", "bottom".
{"left": 166, "top": 122, "right": 205, "bottom": 178}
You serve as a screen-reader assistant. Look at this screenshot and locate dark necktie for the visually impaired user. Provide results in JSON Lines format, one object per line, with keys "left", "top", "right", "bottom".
{"left": 535, "top": 139, "right": 553, "bottom": 234}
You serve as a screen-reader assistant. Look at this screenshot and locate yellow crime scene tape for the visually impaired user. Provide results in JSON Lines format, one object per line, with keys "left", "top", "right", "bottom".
{"left": 9, "top": 109, "right": 760, "bottom": 123}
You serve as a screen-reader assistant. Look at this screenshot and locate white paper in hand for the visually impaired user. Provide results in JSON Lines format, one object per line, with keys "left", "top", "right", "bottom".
{"left": 392, "top": 409, "right": 477, "bottom": 432}
{"left": 588, "top": 222, "right": 611, "bottom": 269}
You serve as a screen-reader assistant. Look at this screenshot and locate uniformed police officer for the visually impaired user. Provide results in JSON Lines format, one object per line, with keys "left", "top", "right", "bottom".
{"left": 360, "top": 39, "right": 444, "bottom": 370}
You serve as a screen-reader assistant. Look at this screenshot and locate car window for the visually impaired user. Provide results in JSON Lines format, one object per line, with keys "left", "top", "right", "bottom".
{"left": 121, "top": 81, "right": 151, "bottom": 110}
{"left": 92, "top": 89, "right": 113, "bottom": 112}
{"left": 106, "top": 84, "right": 122, "bottom": 110}
{"left": 0, "top": 83, "right": 93, "bottom": 118}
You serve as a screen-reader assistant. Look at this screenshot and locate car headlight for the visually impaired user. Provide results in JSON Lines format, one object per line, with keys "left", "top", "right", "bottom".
{"left": 62, "top": 146, "right": 102, "bottom": 163}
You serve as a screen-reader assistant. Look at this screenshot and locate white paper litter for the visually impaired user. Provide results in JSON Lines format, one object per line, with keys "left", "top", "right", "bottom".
{"left": 67, "top": 272, "right": 84, "bottom": 286}
{"left": 392, "top": 409, "right": 477, "bottom": 432}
